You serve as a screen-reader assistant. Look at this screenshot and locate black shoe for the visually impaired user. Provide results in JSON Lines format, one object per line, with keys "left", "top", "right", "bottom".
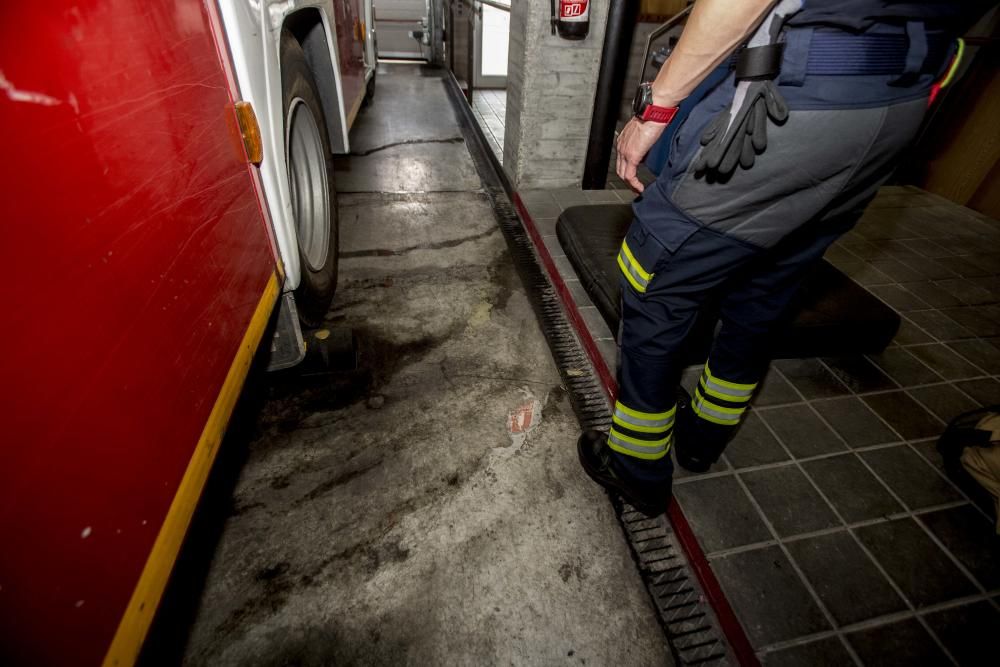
{"left": 674, "top": 392, "right": 727, "bottom": 473}
{"left": 577, "top": 430, "right": 671, "bottom": 517}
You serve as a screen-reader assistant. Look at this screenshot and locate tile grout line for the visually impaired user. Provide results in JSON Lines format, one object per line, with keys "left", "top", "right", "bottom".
{"left": 759, "top": 366, "right": 962, "bottom": 664}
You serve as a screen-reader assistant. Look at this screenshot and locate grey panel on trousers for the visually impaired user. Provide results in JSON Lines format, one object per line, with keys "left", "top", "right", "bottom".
{"left": 673, "top": 107, "right": 888, "bottom": 248}
{"left": 673, "top": 475, "right": 771, "bottom": 553}
{"left": 855, "top": 518, "right": 978, "bottom": 607}
{"left": 802, "top": 454, "right": 904, "bottom": 523}
{"left": 786, "top": 531, "right": 906, "bottom": 626}
{"left": 847, "top": 619, "right": 950, "bottom": 666}
{"left": 711, "top": 546, "right": 831, "bottom": 648}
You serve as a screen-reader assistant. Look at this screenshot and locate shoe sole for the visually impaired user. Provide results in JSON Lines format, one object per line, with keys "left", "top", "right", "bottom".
{"left": 577, "top": 438, "right": 668, "bottom": 518}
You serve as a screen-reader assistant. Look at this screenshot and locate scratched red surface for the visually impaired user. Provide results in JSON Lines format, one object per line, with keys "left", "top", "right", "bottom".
{"left": 334, "top": 0, "right": 369, "bottom": 111}
{"left": 0, "top": 1, "right": 276, "bottom": 664}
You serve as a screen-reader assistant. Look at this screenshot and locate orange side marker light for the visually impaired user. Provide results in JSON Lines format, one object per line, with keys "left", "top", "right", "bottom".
{"left": 234, "top": 101, "right": 263, "bottom": 165}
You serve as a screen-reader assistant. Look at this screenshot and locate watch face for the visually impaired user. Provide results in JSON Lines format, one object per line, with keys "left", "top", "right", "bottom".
{"left": 633, "top": 83, "right": 651, "bottom": 117}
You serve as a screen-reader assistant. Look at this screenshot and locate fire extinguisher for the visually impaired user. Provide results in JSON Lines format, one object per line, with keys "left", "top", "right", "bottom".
{"left": 551, "top": 0, "right": 589, "bottom": 40}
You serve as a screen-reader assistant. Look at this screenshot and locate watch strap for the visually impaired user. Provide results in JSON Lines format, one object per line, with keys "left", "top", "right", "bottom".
{"left": 640, "top": 105, "right": 679, "bottom": 124}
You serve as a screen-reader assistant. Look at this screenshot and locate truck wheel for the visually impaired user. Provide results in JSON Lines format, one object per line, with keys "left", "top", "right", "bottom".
{"left": 281, "top": 30, "right": 338, "bottom": 328}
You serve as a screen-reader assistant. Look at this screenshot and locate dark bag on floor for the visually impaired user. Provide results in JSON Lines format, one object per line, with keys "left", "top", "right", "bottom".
{"left": 938, "top": 405, "right": 1000, "bottom": 533}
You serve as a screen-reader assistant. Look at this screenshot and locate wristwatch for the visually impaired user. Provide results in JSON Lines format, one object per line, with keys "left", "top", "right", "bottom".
{"left": 632, "top": 82, "right": 678, "bottom": 124}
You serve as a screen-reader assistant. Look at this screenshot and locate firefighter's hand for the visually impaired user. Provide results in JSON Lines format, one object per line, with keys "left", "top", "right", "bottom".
{"left": 616, "top": 117, "right": 667, "bottom": 193}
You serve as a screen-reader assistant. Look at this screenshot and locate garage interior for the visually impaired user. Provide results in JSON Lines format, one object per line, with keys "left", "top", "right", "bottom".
{"left": 143, "top": 1, "right": 1000, "bottom": 665}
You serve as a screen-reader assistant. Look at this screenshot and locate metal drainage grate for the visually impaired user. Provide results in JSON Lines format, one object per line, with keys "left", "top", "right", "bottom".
{"left": 444, "top": 73, "right": 735, "bottom": 666}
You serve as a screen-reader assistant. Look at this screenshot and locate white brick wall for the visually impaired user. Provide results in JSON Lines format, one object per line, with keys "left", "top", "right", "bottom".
{"left": 504, "top": 0, "right": 610, "bottom": 189}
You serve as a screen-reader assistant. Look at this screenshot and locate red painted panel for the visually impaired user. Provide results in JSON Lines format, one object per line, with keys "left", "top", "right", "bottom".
{"left": 333, "top": 0, "right": 368, "bottom": 116}
{"left": 0, "top": 1, "right": 276, "bottom": 664}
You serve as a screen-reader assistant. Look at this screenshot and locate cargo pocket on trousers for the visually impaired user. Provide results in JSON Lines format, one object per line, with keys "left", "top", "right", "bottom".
{"left": 618, "top": 221, "right": 667, "bottom": 297}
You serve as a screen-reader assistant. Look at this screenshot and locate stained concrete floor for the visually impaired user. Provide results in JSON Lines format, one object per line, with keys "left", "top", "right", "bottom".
{"left": 156, "top": 64, "right": 672, "bottom": 665}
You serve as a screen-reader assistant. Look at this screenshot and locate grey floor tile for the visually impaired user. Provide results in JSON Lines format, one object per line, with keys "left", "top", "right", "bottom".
{"left": 902, "top": 239, "right": 954, "bottom": 259}
{"left": 898, "top": 254, "right": 959, "bottom": 281}
{"left": 870, "top": 258, "right": 926, "bottom": 283}
{"left": 760, "top": 637, "right": 855, "bottom": 667}
{"left": 847, "top": 619, "right": 950, "bottom": 666}
{"left": 811, "top": 397, "right": 900, "bottom": 447}
{"left": 820, "top": 356, "right": 897, "bottom": 393}
{"left": 948, "top": 339, "right": 1000, "bottom": 374}
{"left": 520, "top": 197, "right": 561, "bottom": 218}
{"left": 906, "top": 310, "right": 977, "bottom": 341}
{"left": 578, "top": 306, "right": 613, "bottom": 341}
{"left": 920, "top": 504, "right": 1000, "bottom": 590}
{"left": 787, "top": 531, "right": 906, "bottom": 626}
{"left": 942, "top": 306, "right": 1000, "bottom": 338}
{"left": 868, "top": 284, "right": 931, "bottom": 311}
{"left": 773, "top": 359, "right": 851, "bottom": 399}
{"left": 552, "top": 254, "right": 575, "bottom": 279}
{"left": 759, "top": 405, "right": 848, "bottom": 458}
{"left": 564, "top": 278, "right": 592, "bottom": 307}
{"left": 855, "top": 518, "right": 978, "bottom": 607}
{"left": 908, "top": 343, "right": 984, "bottom": 380}
{"left": 862, "top": 391, "right": 944, "bottom": 440}
{"left": 841, "top": 260, "right": 895, "bottom": 286}
{"left": 533, "top": 215, "right": 558, "bottom": 237}
{"left": 672, "top": 450, "right": 730, "bottom": 480}
{"left": 908, "top": 384, "right": 978, "bottom": 423}
{"left": 934, "top": 278, "right": 997, "bottom": 306}
{"left": 860, "top": 444, "right": 962, "bottom": 510}
{"left": 753, "top": 367, "right": 801, "bottom": 406}
{"left": 900, "top": 280, "right": 964, "bottom": 308}
{"left": 673, "top": 475, "right": 771, "bottom": 553}
{"left": 867, "top": 348, "right": 941, "bottom": 387}
{"left": 595, "top": 337, "right": 617, "bottom": 372}
{"left": 724, "top": 412, "right": 790, "bottom": 468}
{"left": 937, "top": 254, "right": 993, "bottom": 278}
{"left": 711, "top": 546, "right": 831, "bottom": 648}
{"left": 742, "top": 466, "right": 841, "bottom": 537}
{"left": 923, "top": 601, "right": 1000, "bottom": 667}
{"left": 891, "top": 319, "right": 936, "bottom": 345}
{"left": 954, "top": 378, "right": 1000, "bottom": 407}
{"left": 910, "top": 438, "right": 946, "bottom": 472}
{"left": 803, "top": 454, "right": 904, "bottom": 522}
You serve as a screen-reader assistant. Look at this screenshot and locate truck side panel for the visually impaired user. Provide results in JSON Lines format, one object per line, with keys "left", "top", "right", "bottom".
{"left": 0, "top": 1, "right": 278, "bottom": 664}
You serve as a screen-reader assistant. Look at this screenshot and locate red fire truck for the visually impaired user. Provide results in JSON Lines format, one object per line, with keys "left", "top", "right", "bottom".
{"left": 0, "top": 0, "right": 374, "bottom": 664}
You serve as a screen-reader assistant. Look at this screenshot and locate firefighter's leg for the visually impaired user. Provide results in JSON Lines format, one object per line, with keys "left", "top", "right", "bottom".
{"left": 676, "top": 212, "right": 862, "bottom": 471}
{"left": 578, "top": 214, "right": 760, "bottom": 514}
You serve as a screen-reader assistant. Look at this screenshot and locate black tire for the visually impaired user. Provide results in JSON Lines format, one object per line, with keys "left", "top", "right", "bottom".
{"left": 281, "top": 30, "right": 339, "bottom": 328}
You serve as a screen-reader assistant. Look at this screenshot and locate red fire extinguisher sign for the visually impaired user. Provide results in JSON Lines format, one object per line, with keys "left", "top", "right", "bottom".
{"left": 555, "top": 0, "right": 589, "bottom": 39}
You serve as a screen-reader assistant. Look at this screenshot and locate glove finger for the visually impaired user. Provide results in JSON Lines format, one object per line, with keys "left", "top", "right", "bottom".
{"left": 740, "top": 134, "right": 756, "bottom": 170}
{"left": 718, "top": 128, "right": 744, "bottom": 175}
{"left": 699, "top": 111, "right": 727, "bottom": 145}
{"left": 750, "top": 98, "right": 768, "bottom": 152}
{"left": 763, "top": 83, "right": 789, "bottom": 123}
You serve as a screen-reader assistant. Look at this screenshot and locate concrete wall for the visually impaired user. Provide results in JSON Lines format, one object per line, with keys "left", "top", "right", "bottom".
{"left": 504, "top": 0, "right": 610, "bottom": 189}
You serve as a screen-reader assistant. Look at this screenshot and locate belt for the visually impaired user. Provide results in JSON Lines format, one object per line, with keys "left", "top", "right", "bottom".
{"left": 735, "top": 23, "right": 953, "bottom": 81}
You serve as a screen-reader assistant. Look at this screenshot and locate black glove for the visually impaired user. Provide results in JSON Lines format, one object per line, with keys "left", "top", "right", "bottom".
{"left": 693, "top": 80, "right": 788, "bottom": 176}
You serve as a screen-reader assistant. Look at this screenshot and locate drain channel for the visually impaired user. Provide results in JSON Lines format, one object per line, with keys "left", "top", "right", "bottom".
{"left": 443, "top": 74, "right": 737, "bottom": 666}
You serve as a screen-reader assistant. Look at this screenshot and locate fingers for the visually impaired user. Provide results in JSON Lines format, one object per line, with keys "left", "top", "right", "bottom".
{"left": 622, "top": 159, "right": 644, "bottom": 193}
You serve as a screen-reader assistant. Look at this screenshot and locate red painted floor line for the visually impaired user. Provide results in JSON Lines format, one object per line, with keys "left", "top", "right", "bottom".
{"left": 512, "top": 191, "right": 760, "bottom": 667}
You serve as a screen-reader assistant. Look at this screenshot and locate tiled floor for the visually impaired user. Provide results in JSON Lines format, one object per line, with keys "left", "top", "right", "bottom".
{"left": 471, "top": 89, "right": 506, "bottom": 163}
{"left": 519, "top": 184, "right": 1000, "bottom": 665}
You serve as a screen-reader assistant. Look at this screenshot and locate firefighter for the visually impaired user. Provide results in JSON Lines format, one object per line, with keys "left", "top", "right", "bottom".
{"left": 578, "top": 0, "right": 993, "bottom": 516}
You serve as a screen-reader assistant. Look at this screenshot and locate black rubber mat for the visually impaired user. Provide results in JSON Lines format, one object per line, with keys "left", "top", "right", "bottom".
{"left": 556, "top": 204, "right": 899, "bottom": 361}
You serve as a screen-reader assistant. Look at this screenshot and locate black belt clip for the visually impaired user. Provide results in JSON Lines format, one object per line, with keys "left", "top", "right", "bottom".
{"left": 735, "top": 42, "right": 785, "bottom": 81}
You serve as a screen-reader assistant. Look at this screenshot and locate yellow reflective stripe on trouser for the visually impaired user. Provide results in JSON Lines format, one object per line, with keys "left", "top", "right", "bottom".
{"left": 692, "top": 388, "right": 744, "bottom": 426}
{"left": 699, "top": 376, "right": 753, "bottom": 404}
{"left": 612, "top": 401, "right": 675, "bottom": 433}
{"left": 608, "top": 428, "right": 672, "bottom": 460}
{"left": 703, "top": 364, "right": 757, "bottom": 393}
{"left": 618, "top": 241, "right": 652, "bottom": 293}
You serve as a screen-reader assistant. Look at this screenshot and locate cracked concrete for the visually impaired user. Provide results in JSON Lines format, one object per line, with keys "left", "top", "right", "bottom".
{"left": 156, "top": 63, "right": 671, "bottom": 667}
